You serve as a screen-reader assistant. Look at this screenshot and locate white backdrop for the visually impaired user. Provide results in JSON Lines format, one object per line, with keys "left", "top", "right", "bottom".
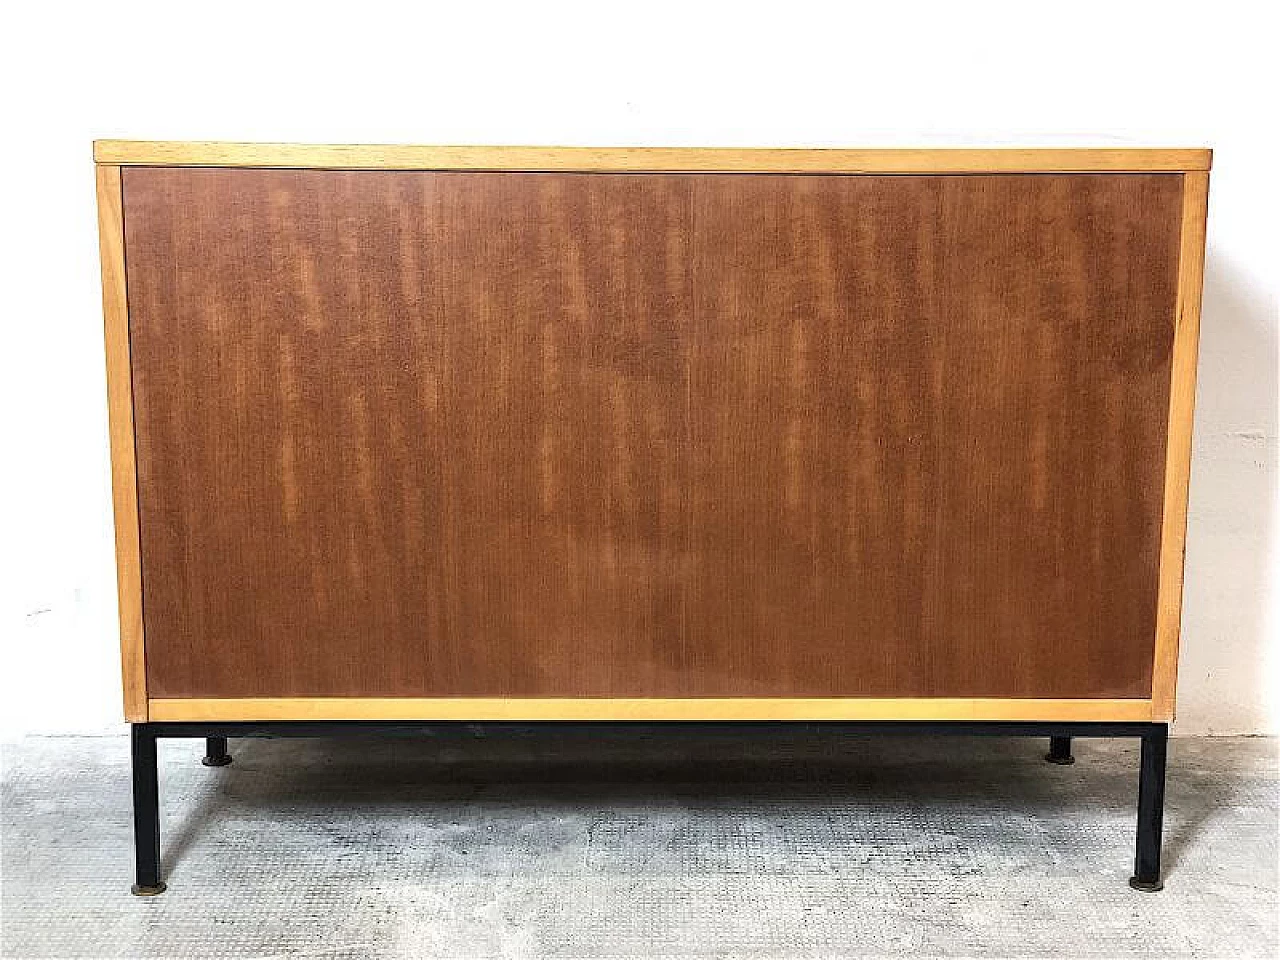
{"left": 1, "top": 1, "right": 1275, "bottom": 737}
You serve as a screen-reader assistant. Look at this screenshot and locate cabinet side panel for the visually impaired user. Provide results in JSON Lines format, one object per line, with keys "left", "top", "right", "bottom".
{"left": 97, "top": 164, "right": 147, "bottom": 720}
{"left": 1151, "top": 171, "right": 1210, "bottom": 720}
{"left": 124, "top": 169, "right": 1182, "bottom": 700}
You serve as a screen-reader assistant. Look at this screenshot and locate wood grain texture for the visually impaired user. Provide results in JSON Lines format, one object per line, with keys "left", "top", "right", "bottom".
{"left": 686, "top": 174, "right": 1182, "bottom": 699}
{"left": 96, "top": 164, "right": 147, "bottom": 720}
{"left": 1152, "top": 171, "right": 1211, "bottom": 720}
{"left": 148, "top": 697, "right": 1154, "bottom": 722}
{"left": 122, "top": 169, "right": 1183, "bottom": 701}
{"left": 94, "top": 140, "right": 1213, "bottom": 173}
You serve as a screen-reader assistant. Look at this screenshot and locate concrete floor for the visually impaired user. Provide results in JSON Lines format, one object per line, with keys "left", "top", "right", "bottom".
{"left": 1, "top": 730, "right": 1276, "bottom": 959}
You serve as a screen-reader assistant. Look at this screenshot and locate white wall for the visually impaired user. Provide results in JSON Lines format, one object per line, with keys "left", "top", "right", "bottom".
{"left": 1, "top": 0, "right": 1275, "bottom": 737}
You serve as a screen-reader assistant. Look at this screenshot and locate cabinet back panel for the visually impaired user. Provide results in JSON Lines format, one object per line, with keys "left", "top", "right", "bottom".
{"left": 122, "top": 168, "right": 1181, "bottom": 699}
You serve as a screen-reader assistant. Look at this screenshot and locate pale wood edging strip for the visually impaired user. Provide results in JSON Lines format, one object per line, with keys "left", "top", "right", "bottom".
{"left": 96, "top": 164, "right": 147, "bottom": 721}
{"left": 1151, "top": 171, "right": 1211, "bottom": 721}
{"left": 92, "top": 141, "right": 1212, "bottom": 173}
{"left": 148, "top": 698, "right": 1154, "bottom": 722}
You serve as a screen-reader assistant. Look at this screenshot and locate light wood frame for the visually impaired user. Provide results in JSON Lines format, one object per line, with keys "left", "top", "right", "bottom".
{"left": 94, "top": 141, "right": 1210, "bottom": 173}
{"left": 97, "top": 163, "right": 148, "bottom": 721}
{"left": 149, "top": 698, "right": 1155, "bottom": 722}
{"left": 94, "top": 142, "right": 1211, "bottom": 724}
{"left": 1151, "top": 171, "right": 1211, "bottom": 721}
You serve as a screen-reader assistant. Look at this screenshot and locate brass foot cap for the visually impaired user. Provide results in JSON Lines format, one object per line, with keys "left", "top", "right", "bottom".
{"left": 1128, "top": 877, "right": 1163, "bottom": 893}
{"left": 131, "top": 882, "right": 167, "bottom": 897}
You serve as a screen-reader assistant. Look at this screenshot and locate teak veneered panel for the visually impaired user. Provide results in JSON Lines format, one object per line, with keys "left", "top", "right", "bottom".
{"left": 121, "top": 168, "right": 1183, "bottom": 702}
{"left": 684, "top": 174, "right": 1181, "bottom": 699}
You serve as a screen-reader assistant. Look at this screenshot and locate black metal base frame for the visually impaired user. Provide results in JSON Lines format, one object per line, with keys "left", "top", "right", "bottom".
{"left": 129, "top": 720, "right": 1168, "bottom": 895}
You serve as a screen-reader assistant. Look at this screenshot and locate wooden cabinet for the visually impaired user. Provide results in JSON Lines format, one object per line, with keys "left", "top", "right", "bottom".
{"left": 96, "top": 144, "right": 1209, "bottom": 725}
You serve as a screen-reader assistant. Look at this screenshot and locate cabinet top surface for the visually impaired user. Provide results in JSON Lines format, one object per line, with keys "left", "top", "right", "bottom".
{"left": 93, "top": 141, "right": 1212, "bottom": 173}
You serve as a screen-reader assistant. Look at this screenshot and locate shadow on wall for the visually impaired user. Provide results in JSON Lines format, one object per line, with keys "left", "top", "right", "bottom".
{"left": 1177, "top": 250, "right": 1278, "bottom": 735}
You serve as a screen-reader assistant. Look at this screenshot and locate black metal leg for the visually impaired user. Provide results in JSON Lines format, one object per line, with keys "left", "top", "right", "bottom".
{"left": 1046, "top": 736, "right": 1075, "bottom": 765}
{"left": 1130, "top": 723, "right": 1168, "bottom": 892}
{"left": 130, "top": 724, "right": 165, "bottom": 896}
{"left": 202, "top": 736, "right": 232, "bottom": 767}
{"left": 128, "top": 720, "right": 1168, "bottom": 893}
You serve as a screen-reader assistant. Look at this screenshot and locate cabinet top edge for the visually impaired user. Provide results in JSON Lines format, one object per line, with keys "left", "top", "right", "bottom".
{"left": 92, "top": 141, "right": 1213, "bottom": 173}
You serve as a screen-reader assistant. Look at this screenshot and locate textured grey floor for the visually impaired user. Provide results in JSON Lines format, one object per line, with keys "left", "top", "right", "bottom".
{"left": 1, "top": 730, "right": 1276, "bottom": 960}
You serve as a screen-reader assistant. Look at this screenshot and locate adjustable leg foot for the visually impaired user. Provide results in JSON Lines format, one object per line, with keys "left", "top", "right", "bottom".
{"left": 1128, "top": 877, "right": 1164, "bottom": 893}
{"left": 1046, "top": 736, "right": 1075, "bottom": 765}
{"left": 202, "top": 736, "right": 232, "bottom": 767}
{"left": 131, "top": 724, "right": 166, "bottom": 895}
{"left": 1129, "top": 724, "right": 1168, "bottom": 892}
